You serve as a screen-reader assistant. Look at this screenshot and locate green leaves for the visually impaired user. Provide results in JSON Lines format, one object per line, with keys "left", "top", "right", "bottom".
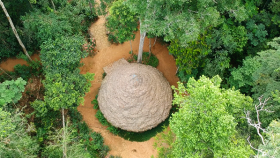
{"left": 169, "top": 35, "right": 210, "bottom": 75}
{"left": 246, "top": 20, "right": 268, "bottom": 46}
{"left": 0, "top": 108, "right": 39, "bottom": 157}
{"left": 21, "top": 11, "right": 74, "bottom": 45}
{"left": 126, "top": 0, "right": 249, "bottom": 47}
{"left": 170, "top": 76, "right": 253, "bottom": 157}
{"left": 0, "top": 78, "right": 26, "bottom": 107}
{"left": 37, "top": 11, "right": 94, "bottom": 112}
{"left": 257, "top": 120, "right": 280, "bottom": 157}
{"left": 230, "top": 38, "right": 280, "bottom": 123}
{"left": 106, "top": 0, "right": 138, "bottom": 44}
{"left": 40, "top": 35, "right": 87, "bottom": 73}
{"left": 43, "top": 70, "right": 94, "bottom": 111}
{"left": 231, "top": 36, "right": 280, "bottom": 132}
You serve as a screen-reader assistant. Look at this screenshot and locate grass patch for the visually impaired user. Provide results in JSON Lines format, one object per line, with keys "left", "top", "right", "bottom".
{"left": 142, "top": 52, "right": 159, "bottom": 68}
{"left": 128, "top": 52, "right": 159, "bottom": 68}
{"left": 117, "top": 116, "right": 170, "bottom": 142}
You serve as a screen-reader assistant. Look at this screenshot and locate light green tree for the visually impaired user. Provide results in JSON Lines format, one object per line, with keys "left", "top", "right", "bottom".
{"left": 0, "top": 77, "right": 26, "bottom": 107}
{"left": 0, "top": 77, "right": 38, "bottom": 157}
{"left": 169, "top": 75, "right": 253, "bottom": 157}
{"left": 42, "top": 120, "right": 91, "bottom": 158}
{"left": 245, "top": 96, "right": 280, "bottom": 157}
{"left": 0, "top": 108, "right": 39, "bottom": 157}
{"left": 257, "top": 120, "right": 280, "bottom": 157}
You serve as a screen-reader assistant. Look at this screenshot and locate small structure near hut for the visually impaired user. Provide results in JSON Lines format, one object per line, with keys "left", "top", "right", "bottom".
{"left": 98, "top": 58, "right": 172, "bottom": 132}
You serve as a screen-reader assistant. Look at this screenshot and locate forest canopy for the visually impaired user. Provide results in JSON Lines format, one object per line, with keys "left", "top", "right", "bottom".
{"left": 1, "top": 0, "right": 280, "bottom": 157}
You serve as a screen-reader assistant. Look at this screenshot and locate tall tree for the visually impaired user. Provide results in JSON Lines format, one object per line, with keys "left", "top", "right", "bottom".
{"left": 0, "top": 108, "right": 39, "bottom": 157}
{"left": 0, "top": 0, "right": 32, "bottom": 61}
{"left": 39, "top": 35, "right": 94, "bottom": 157}
{"left": 230, "top": 37, "right": 280, "bottom": 128}
{"left": 125, "top": 0, "right": 248, "bottom": 62}
{"left": 0, "top": 78, "right": 38, "bottom": 157}
{"left": 106, "top": 0, "right": 138, "bottom": 53}
{"left": 170, "top": 75, "right": 253, "bottom": 157}
{"left": 42, "top": 121, "right": 91, "bottom": 158}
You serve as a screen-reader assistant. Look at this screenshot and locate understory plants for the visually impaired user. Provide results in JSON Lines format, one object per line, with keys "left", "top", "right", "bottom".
{"left": 131, "top": 52, "right": 159, "bottom": 67}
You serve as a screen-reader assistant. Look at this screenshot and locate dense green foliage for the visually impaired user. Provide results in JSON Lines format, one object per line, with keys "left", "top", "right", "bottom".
{"left": 41, "top": 121, "right": 91, "bottom": 158}
{"left": 0, "top": 0, "right": 110, "bottom": 157}
{"left": 0, "top": 0, "right": 97, "bottom": 60}
{"left": 0, "top": 78, "right": 26, "bottom": 107}
{"left": 40, "top": 35, "right": 87, "bottom": 73}
{"left": 159, "top": 0, "right": 280, "bottom": 89}
{"left": 0, "top": 0, "right": 33, "bottom": 59}
{"left": 257, "top": 120, "right": 280, "bottom": 157}
{"left": 106, "top": 0, "right": 138, "bottom": 44}
{"left": 169, "top": 76, "right": 253, "bottom": 157}
{"left": 2, "top": 0, "right": 280, "bottom": 157}
{"left": 0, "top": 76, "right": 38, "bottom": 157}
{"left": 0, "top": 108, "right": 39, "bottom": 157}
{"left": 231, "top": 37, "right": 280, "bottom": 128}
{"left": 126, "top": 0, "right": 248, "bottom": 45}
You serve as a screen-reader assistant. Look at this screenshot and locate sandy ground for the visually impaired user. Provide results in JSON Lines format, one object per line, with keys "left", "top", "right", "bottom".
{"left": 78, "top": 17, "right": 179, "bottom": 158}
{"left": 0, "top": 54, "right": 40, "bottom": 71}
{"left": 0, "top": 17, "right": 179, "bottom": 158}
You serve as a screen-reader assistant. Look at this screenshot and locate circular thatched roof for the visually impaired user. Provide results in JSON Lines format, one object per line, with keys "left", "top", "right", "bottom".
{"left": 98, "top": 58, "right": 172, "bottom": 132}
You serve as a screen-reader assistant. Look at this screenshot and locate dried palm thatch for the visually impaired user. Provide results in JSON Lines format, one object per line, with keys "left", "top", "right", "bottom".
{"left": 98, "top": 58, "right": 172, "bottom": 132}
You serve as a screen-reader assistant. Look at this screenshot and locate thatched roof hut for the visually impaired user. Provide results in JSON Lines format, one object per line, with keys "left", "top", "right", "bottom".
{"left": 98, "top": 58, "right": 172, "bottom": 132}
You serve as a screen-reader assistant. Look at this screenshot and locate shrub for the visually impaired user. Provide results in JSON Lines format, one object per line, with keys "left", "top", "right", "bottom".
{"left": 90, "top": 132, "right": 105, "bottom": 150}
{"left": 92, "top": 99, "right": 99, "bottom": 109}
{"left": 107, "top": 126, "right": 120, "bottom": 135}
{"left": 142, "top": 52, "right": 159, "bottom": 68}
{"left": 109, "top": 156, "right": 122, "bottom": 158}
{"left": 100, "top": 145, "right": 110, "bottom": 158}
{"left": 102, "top": 72, "right": 107, "bottom": 79}
{"left": 92, "top": 94, "right": 99, "bottom": 109}
{"left": 129, "top": 52, "right": 159, "bottom": 68}
{"left": 14, "top": 64, "right": 31, "bottom": 81}
{"left": 108, "top": 34, "right": 119, "bottom": 44}
{"left": 95, "top": 110, "right": 110, "bottom": 126}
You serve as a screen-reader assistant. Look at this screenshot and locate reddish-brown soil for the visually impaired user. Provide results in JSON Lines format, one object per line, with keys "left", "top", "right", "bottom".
{"left": 78, "top": 17, "right": 179, "bottom": 158}
{"left": 0, "top": 17, "right": 179, "bottom": 158}
{"left": 0, "top": 54, "right": 40, "bottom": 71}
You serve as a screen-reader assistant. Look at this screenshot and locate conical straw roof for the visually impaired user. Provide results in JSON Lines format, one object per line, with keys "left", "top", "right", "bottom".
{"left": 98, "top": 58, "right": 172, "bottom": 132}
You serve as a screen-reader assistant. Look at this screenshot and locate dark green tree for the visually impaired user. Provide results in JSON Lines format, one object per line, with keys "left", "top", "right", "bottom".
{"left": 106, "top": 0, "right": 138, "bottom": 52}
{"left": 0, "top": 0, "right": 33, "bottom": 60}
{"left": 0, "top": 0, "right": 32, "bottom": 61}
{"left": 125, "top": 0, "right": 248, "bottom": 62}
{"left": 230, "top": 37, "right": 280, "bottom": 127}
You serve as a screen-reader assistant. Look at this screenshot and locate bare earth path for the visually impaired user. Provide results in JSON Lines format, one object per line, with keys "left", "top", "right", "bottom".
{"left": 0, "top": 18, "right": 179, "bottom": 158}
{"left": 78, "top": 17, "right": 179, "bottom": 158}
{"left": 0, "top": 54, "right": 40, "bottom": 71}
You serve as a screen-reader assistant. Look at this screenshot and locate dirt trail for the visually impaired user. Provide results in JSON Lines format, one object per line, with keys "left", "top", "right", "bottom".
{"left": 78, "top": 17, "right": 179, "bottom": 158}
{"left": 0, "top": 54, "right": 40, "bottom": 71}
{"left": 0, "top": 17, "right": 179, "bottom": 158}
{"left": 88, "top": 16, "right": 111, "bottom": 50}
